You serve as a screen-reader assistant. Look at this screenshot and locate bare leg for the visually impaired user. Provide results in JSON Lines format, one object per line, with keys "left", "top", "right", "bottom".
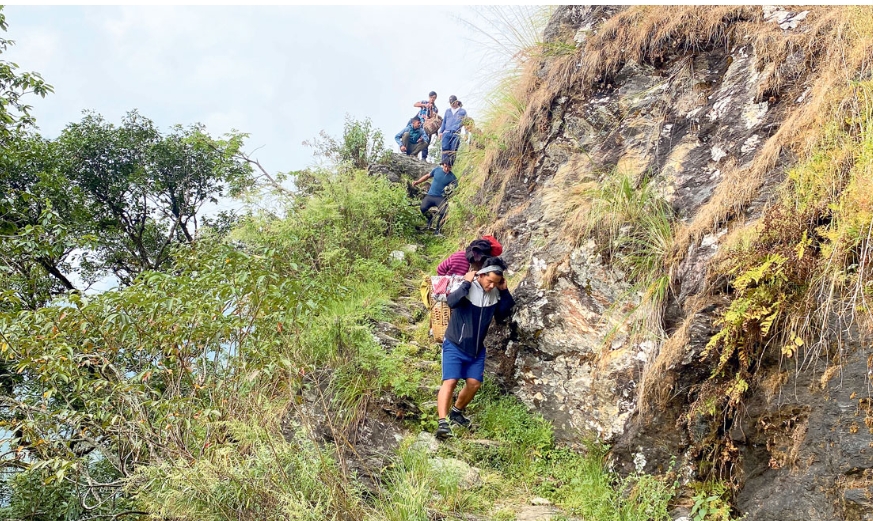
{"left": 437, "top": 379, "right": 459, "bottom": 419}
{"left": 454, "top": 378, "right": 481, "bottom": 410}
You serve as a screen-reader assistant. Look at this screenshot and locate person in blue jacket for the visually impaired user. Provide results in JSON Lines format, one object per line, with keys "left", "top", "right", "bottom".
{"left": 435, "top": 257, "right": 515, "bottom": 439}
{"left": 438, "top": 95, "right": 467, "bottom": 165}
{"left": 394, "top": 117, "right": 430, "bottom": 159}
{"left": 410, "top": 160, "right": 457, "bottom": 234}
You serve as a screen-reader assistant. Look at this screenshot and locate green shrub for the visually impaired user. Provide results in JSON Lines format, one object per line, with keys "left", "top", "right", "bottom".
{"left": 538, "top": 442, "right": 676, "bottom": 521}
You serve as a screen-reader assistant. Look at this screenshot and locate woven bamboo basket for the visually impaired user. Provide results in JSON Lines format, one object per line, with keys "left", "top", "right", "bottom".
{"left": 430, "top": 301, "right": 451, "bottom": 343}
{"left": 424, "top": 115, "right": 442, "bottom": 135}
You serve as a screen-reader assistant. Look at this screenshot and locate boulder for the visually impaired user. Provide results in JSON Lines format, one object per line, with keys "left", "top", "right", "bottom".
{"left": 368, "top": 152, "right": 432, "bottom": 184}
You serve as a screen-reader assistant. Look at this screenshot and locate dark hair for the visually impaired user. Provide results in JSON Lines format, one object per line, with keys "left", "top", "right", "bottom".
{"left": 429, "top": 91, "right": 437, "bottom": 97}
{"left": 481, "top": 256, "right": 508, "bottom": 274}
{"left": 456, "top": 101, "right": 463, "bottom": 107}
{"left": 410, "top": 116, "right": 422, "bottom": 125}
{"left": 465, "top": 239, "right": 493, "bottom": 265}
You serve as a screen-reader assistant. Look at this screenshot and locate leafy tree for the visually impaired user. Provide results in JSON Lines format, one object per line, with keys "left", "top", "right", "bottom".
{"left": 303, "top": 114, "right": 388, "bottom": 170}
{"left": 0, "top": 7, "right": 53, "bottom": 140}
{"left": 56, "top": 110, "right": 254, "bottom": 285}
{"left": 0, "top": 134, "right": 92, "bottom": 310}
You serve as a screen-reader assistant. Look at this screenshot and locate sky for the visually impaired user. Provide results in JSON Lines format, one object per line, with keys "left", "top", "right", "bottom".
{"left": 2, "top": 5, "right": 514, "bottom": 181}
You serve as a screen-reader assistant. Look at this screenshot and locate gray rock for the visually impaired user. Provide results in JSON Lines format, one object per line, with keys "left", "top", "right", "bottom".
{"left": 411, "top": 432, "right": 439, "bottom": 455}
{"left": 515, "top": 505, "right": 563, "bottom": 521}
{"left": 367, "top": 152, "right": 431, "bottom": 184}
{"left": 474, "top": 5, "right": 872, "bottom": 520}
{"left": 429, "top": 457, "right": 481, "bottom": 488}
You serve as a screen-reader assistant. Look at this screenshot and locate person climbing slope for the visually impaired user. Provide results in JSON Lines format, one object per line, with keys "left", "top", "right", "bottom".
{"left": 394, "top": 116, "right": 430, "bottom": 159}
{"left": 436, "top": 256, "right": 515, "bottom": 439}
{"left": 437, "top": 236, "right": 502, "bottom": 276}
{"left": 410, "top": 160, "right": 456, "bottom": 234}
{"left": 438, "top": 95, "right": 467, "bottom": 165}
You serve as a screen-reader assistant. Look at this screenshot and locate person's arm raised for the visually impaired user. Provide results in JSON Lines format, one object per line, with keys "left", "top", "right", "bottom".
{"left": 447, "top": 272, "right": 475, "bottom": 308}
{"left": 411, "top": 171, "right": 432, "bottom": 187}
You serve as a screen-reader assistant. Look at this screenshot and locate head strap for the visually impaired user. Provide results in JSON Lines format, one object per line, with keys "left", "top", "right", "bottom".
{"left": 476, "top": 265, "right": 503, "bottom": 276}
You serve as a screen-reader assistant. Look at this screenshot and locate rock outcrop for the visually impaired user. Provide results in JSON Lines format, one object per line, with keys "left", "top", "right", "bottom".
{"left": 477, "top": 6, "right": 873, "bottom": 520}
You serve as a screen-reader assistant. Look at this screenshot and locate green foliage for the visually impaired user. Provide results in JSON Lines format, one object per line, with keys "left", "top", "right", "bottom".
{"left": 134, "top": 421, "right": 361, "bottom": 521}
{"left": 704, "top": 254, "right": 788, "bottom": 379}
{"left": 583, "top": 172, "right": 674, "bottom": 286}
{"left": 462, "top": 380, "right": 554, "bottom": 474}
{"left": 541, "top": 442, "right": 678, "bottom": 521}
{"left": 303, "top": 115, "right": 388, "bottom": 170}
{"left": 690, "top": 481, "right": 736, "bottom": 521}
{"left": 0, "top": 161, "right": 428, "bottom": 515}
{"left": 0, "top": 131, "right": 88, "bottom": 309}
{"left": 0, "top": 7, "right": 54, "bottom": 139}
{"left": 538, "top": 443, "right": 676, "bottom": 521}
{"left": 57, "top": 110, "right": 254, "bottom": 284}
{"left": 368, "top": 440, "right": 482, "bottom": 521}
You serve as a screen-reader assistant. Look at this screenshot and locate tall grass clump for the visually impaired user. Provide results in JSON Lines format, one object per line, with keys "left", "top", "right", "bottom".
{"left": 576, "top": 171, "right": 675, "bottom": 308}
{"left": 538, "top": 442, "right": 676, "bottom": 521}
{"left": 461, "top": 380, "right": 555, "bottom": 476}
{"left": 368, "top": 439, "right": 483, "bottom": 521}
{"left": 134, "top": 418, "right": 362, "bottom": 521}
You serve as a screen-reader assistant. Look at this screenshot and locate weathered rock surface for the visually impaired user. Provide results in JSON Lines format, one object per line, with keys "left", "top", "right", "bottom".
{"left": 482, "top": 5, "right": 873, "bottom": 520}
{"left": 368, "top": 152, "right": 432, "bottom": 184}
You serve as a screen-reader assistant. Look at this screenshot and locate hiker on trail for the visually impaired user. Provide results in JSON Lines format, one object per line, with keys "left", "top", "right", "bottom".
{"left": 436, "top": 256, "right": 515, "bottom": 439}
{"left": 394, "top": 117, "right": 430, "bottom": 159}
{"left": 439, "top": 95, "right": 467, "bottom": 165}
{"left": 414, "top": 91, "right": 440, "bottom": 160}
{"left": 410, "top": 160, "right": 457, "bottom": 234}
{"left": 437, "top": 236, "right": 502, "bottom": 276}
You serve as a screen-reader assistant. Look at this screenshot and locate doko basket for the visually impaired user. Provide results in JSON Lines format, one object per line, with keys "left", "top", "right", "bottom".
{"left": 430, "top": 301, "right": 451, "bottom": 344}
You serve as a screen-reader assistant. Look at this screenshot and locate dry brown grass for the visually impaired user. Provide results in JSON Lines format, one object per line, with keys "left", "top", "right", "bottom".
{"left": 637, "top": 313, "right": 693, "bottom": 420}
{"left": 471, "top": 6, "right": 873, "bottom": 244}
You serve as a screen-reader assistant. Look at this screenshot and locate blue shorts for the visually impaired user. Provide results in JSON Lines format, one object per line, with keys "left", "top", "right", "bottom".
{"left": 442, "top": 338, "right": 485, "bottom": 382}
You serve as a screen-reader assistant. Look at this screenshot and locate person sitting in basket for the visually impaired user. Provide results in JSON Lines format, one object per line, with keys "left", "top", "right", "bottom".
{"left": 437, "top": 236, "right": 502, "bottom": 276}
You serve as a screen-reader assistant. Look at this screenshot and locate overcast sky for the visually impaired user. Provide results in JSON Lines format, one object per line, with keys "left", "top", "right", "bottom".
{"left": 2, "top": 5, "right": 520, "bottom": 179}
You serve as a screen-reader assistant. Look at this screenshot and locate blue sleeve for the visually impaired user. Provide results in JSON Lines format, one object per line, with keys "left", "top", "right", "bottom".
{"left": 423, "top": 132, "right": 430, "bottom": 144}
{"left": 394, "top": 126, "right": 407, "bottom": 146}
{"left": 447, "top": 281, "right": 471, "bottom": 309}
{"left": 429, "top": 167, "right": 437, "bottom": 178}
{"left": 439, "top": 115, "right": 446, "bottom": 133}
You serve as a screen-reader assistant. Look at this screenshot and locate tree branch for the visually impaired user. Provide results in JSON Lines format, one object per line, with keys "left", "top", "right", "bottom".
{"left": 234, "top": 151, "right": 294, "bottom": 196}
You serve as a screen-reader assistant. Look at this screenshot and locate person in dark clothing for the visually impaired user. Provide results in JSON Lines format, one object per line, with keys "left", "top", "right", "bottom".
{"left": 394, "top": 117, "right": 430, "bottom": 159}
{"left": 435, "top": 257, "right": 515, "bottom": 439}
{"left": 411, "top": 160, "right": 457, "bottom": 234}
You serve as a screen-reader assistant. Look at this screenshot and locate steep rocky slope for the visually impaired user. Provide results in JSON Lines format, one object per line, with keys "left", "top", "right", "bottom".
{"left": 463, "top": 6, "right": 873, "bottom": 520}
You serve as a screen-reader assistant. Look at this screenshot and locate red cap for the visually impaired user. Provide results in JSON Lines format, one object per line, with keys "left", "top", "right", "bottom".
{"left": 482, "top": 235, "right": 502, "bottom": 256}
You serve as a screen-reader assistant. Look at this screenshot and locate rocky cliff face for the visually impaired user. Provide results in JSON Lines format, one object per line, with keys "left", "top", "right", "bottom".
{"left": 476, "top": 6, "right": 873, "bottom": 520}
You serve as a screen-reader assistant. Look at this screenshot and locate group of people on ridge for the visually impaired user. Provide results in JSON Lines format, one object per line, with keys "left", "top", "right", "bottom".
{"left": 394, "top": 91, "right": 468, "bottom": 165}
{"left": 430, "top": 236, "right": 515, "bottom": 439}
{"left": 397, "top": 91, "right": 468, "bottom": 236}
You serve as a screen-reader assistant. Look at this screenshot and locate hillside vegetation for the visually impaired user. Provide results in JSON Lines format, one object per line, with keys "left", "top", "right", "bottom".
{"left": 4, "top": 5, "right": 873, "bottom": 521}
